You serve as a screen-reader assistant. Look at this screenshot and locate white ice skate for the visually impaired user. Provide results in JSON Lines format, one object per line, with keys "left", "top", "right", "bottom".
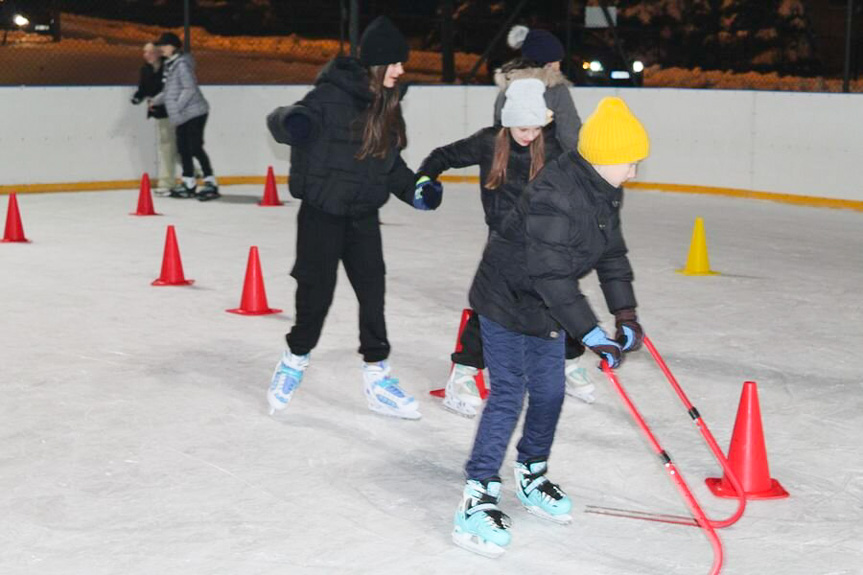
{"left": 452, "top": 479, "right": 512, "bottom": 558}
{"left": 514, "top": 458, "right": 572, "bottom": 524}
{"left": 363, "top": 361, "right": 421, "bottom": 420}
{"left": 442, "top": 364, "right": 481, "bottom": 418}
{"left": 565, "top": 356, "right": 596, "bottom": 404}
{"left": 267, "top": 351, "right": 309, "bottom": 415}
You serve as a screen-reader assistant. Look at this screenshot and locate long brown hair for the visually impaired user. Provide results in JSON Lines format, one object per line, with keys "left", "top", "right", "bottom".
{"left": 356, "top": 65, "right": 407, "bottom": 160}
{"left": 485, "top": 128, "right": 546, "bottom": 190}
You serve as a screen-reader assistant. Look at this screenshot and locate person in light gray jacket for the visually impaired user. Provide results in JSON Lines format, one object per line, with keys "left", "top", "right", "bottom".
{"left": 150, "top": 32, "right": 219, "bottom": 201}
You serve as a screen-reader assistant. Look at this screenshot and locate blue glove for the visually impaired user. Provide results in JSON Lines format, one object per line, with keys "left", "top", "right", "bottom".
{"left": 581, "top": 326, "right": 623, "bottom": 368}
{"left": 413, "top": 176, "right": 443, "bottom": 211}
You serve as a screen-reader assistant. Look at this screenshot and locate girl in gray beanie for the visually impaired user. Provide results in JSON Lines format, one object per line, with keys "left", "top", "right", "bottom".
{"left": 419, "top": 80, "right": 574, "bottom": 554}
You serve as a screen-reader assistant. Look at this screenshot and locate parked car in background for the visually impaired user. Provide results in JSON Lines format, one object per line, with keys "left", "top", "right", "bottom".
{"left": 1, "top": 0, "right": 61, "bottom": 42}
{"left": 568, "top": 31, "right": 644, "bottom": 87}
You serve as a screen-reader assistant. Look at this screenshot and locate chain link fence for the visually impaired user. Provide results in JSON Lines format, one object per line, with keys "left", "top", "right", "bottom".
{"left": 1, "top": 0, "right": 861, "bottom": 91}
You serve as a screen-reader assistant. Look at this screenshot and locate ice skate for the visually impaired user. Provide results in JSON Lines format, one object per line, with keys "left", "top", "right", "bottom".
{"left": 197, "top": 178, "right": 220, "bottom": 201}
{"left": 565, "top": 356, "right": 596, "bottom": 404}
{"left": 452, "top": 478, "right": 512, "bottom": 558}
{"left": 267, "top": 351, "right": 309, "bottom": 415}
{"left": 514, "top": 458, "right": 572, "bottom": 524}
{"left": 168, "top": 183, "right": 196, "bottom": 199}
{"left": 442, "top": 364, "right": 480, "bottom": 418}
{"left": 363, "top": 361, "right": 421, "bottom": 420}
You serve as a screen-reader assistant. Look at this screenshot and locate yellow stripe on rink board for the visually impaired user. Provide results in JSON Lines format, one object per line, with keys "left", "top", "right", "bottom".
{"left": 0, "top": 175, "right": 289, "bottom": 195}
{"left": 2, "top": 175, "right": 862, "bottom": 212}
{"left": 624, "top": 181, "right": 863, "bottom": 212}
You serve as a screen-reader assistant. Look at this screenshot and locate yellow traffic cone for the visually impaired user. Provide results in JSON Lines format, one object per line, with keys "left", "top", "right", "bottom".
{"left": 677, "top": 217, "right": 720, "bottom": 276}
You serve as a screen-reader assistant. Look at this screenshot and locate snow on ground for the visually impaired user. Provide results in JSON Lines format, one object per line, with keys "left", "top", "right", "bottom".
{"left": 0, "top": 184, "right": 861, "bottom": 574}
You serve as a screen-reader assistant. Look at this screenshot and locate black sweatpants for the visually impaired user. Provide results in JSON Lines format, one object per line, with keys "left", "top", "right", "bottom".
{"left": 286, "top": 202, "right": 390, "bottom": 363}
{"left": 175, "top": 113, "right": 213, "bottom": 179}
{"left": 452, "top": 310, "right": 585, "bottom": 369}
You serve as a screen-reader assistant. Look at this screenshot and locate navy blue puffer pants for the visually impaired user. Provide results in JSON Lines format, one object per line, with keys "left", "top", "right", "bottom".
{"left": 465, "top": 315, "right": 566, "bottom": 481}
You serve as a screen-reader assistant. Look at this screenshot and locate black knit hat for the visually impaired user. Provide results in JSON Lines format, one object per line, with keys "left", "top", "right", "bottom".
{"left": 507, "top": 26, "right": 563, "bottom": 65}
{"left": 154, "top": 32, "right": 182, "bottom": 49}
{"left": 359, "top": 16, "right": 409, "bottom": 67}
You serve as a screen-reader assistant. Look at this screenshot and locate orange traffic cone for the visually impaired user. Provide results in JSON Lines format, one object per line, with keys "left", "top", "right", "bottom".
{"left": 259, "top": 166, "right": 284, "bottom": 206}
{"left": 131, "top": 173, "right": 160, "bottom": 216}
{"left": 2, "top": 193, "right": 30, "bottom": 243}
{"left": 430, "top": 309, "right": 489, "bottom": 399}
{"left": 227, "top": 246, "right": 282, "bottom": 315}
{"left": 706, "top": 381, "right": 789, "bottom": 499}
{"left": 152, "top": 225, "right": 194, "bottom": 286}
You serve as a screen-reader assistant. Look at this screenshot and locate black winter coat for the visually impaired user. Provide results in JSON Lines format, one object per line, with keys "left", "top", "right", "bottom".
{"left": 469, "top": 151, "right": 637, "bottom": 341}
{"left": 132, "top": 62, "right": 168, "bottom": 119}
{"left": 266, "top": 57, "right": 416, "bottom": 217}
{"left": 418, "top": 127, "right": 562, "bottom": 235}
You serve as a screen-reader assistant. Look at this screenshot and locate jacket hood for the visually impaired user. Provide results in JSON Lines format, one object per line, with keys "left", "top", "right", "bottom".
{"left": 166, "top": 52, "right": 195, "bottom": 71}
{"left": 494, "top": 65, "right": 570, "bottom": 91}
{"left": 316, "top": 57, "right": 374, "bottom": 102}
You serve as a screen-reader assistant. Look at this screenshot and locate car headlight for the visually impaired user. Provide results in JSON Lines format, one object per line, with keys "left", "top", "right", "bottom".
{"left": 632, "top": 60, "right": 644, "bottom": 73}
{"left": 13, "top": 14, "right": 30, "bottom": 27}
{"left": 589, "top": 60, "right": 604, "bottom": 73}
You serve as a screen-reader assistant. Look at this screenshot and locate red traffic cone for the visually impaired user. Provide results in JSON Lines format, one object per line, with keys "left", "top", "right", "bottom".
{"left": 2, "top": 193, "right": 30, "bottom": 243}
{"left": 706, "top": 381, "right": 789, "bottom": 499}
{"left": 430, "top": 308, "right": 488, "bottom": 399}
{"left": 131, "top": 173, "right": 160, "bottom": 216}
{"left": 152, "top": 225, "right": 194, "bottom": 286}
{"left": 227, "top": 246, "right": 282, "bottom": 315}
{"left": 259, "top": 166, "right": 284, "bottom": 206}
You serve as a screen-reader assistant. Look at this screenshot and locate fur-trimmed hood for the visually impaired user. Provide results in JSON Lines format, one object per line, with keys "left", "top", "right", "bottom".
{"left": 493, "top": 65, "right": 570, "bottom": 91}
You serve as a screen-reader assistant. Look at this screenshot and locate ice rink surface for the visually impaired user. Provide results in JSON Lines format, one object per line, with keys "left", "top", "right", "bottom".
{"left": 1, "top": 184, "right": 861, "bottom": 575}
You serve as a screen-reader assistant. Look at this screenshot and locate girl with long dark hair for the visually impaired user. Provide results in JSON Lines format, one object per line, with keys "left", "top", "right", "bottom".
{"left": 417, "top": 78, "right": 561, "bottom": 418}
{"left": 265, "top": 16, "right": 442, "bottom": 420}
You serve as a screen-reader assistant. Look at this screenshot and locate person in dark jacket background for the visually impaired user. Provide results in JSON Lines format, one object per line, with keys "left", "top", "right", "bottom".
{"left": 451, "top": 97, "right": 649, "bottom": 557}
{"left": 131, "top": 42, "right": 177, "bottom": 194}
{"left": 417, "top": 78, "right": 561, "bottom": 418}
{"left": 265, "top": 16, "right": 442, "bottom": 421}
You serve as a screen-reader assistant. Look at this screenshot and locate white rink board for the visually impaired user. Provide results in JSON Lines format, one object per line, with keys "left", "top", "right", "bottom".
{"left": 1, "top": 84, "right": 862, "bottom": 200}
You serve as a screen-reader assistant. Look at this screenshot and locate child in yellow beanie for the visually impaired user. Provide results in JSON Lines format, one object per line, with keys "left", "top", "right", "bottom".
{"left": 451, "top": 96, "right": 648, "bottom": 557}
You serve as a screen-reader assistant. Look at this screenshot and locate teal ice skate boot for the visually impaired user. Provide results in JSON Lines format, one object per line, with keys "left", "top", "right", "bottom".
{"left": 514, "top": 458, "right": 572, "bottom": 524}
{"left": 452, "top": 478, "right": 512, "bottom": 558}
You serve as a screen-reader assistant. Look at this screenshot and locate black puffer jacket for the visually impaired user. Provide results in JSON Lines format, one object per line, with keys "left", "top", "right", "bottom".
{"left": 418, "top": 126, "right": 561, "bottom": 234}
{"left": 469, "top": 150, "right": 637, "bottom": 340}
{"left": 267, "top": 57, "right": 416, "bottom": 217}
{"left": 132, "top": 62, "right": 168, "bottom": 119}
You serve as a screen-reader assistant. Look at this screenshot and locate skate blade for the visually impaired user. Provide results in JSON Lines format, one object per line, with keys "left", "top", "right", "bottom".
{"left": 523, "top": 505, "right": 573, "bottom": 525}
{"left": 367, "top": 402, "right": 422, "bottom": 420}
{"left": 442, "top": 398, "right": 476, "bottom": 419}
{"left": 456, "top": 391, "right": 484, "bottom": 408}
{"left": 565, "top": 387, "right": 596, "bottom": 404}
{"left": 452, "top": 530, "right": 506, "bottom": 558}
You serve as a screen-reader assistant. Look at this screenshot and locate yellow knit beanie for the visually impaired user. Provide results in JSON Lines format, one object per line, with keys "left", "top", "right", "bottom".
{"left": 577, "top": 97, "right": 649, "bottom": 165}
